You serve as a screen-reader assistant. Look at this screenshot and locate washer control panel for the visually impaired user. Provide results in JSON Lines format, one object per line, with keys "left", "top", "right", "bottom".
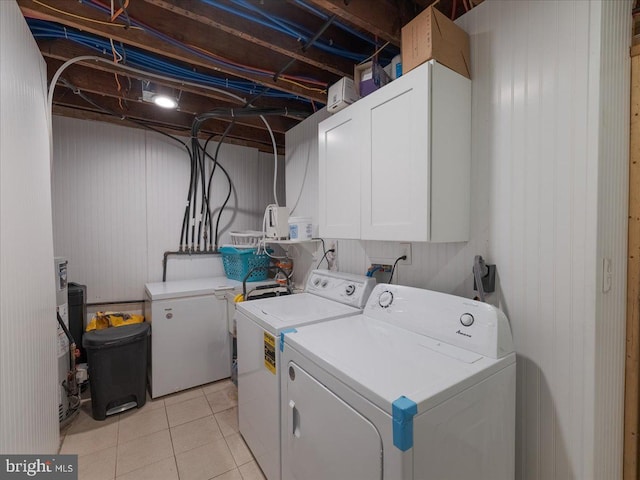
{"left": 305, "top": 270, "right": 376, "bottom": 308}
{"left": 365, "top": 284, "right": 514, "bottom": 359}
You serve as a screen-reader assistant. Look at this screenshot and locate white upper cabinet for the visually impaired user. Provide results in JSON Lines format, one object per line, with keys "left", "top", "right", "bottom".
{"left": 319, "top": 60, "right": 471, "bottom": 242}
{"left": 318, "top": 105, "right": 362, "bottom": 239}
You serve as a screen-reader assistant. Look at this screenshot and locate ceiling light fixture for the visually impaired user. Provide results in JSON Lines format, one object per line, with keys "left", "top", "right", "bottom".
{"left": 141, "top": 81, "right": 179, "bottom": 109}
{"left": 152, "top": 94, "right": 178, "bottom": 109}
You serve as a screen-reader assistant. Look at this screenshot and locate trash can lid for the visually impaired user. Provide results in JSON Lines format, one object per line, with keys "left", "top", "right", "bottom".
{"left": 83, "top": 322, "right": 150, "bottom": 349}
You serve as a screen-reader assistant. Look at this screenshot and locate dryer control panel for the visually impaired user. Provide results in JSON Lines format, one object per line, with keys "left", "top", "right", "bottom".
{"left": 305, "top": 270, "right": 376, "bottom": 309}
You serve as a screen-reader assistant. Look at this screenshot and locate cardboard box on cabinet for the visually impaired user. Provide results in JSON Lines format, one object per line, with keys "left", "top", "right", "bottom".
{"left": 401, "top": 5, "right": 471, "bottom": 79}
{"left": 354, "top": 61, "right": 390, "bottom": 98}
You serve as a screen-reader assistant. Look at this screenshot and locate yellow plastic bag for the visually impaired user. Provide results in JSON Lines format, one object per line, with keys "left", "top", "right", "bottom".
{"left": 86, "top": 312, "right": 144, "bottom": 332}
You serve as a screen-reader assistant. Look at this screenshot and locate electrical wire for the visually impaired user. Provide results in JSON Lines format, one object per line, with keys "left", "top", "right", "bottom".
{"left": 83, "top": 0, "right": 329, "bottom": 86}
{"left": 32, "top": 0, "right": 142, "bottom": 29}
{"left": 388, "top": 255, "right": 407, "bottom": 284}
{"left": 29, "top": 19, "right": 318, "bottom": 105}
{"left": 311, "top": 237, "right": 326, "bottom": 262}
{"left": 187, "top": 43, "right": 327, "bottom": 92}
{"left": 201, "top": 125, "right": 235, "bottom": 251}
{"left": 357, "top": 41, "right": 391, "bottom": 66}
{"left": 111, "top": 0, "right": 130, "bottom": 22}
{"left": 316, "top": 249, "right": 335, "bottom": 269}
{"left": 199, "top": 0, "right": 374, "bottom": 63}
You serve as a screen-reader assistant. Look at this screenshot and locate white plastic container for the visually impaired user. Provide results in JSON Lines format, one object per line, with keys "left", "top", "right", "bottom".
{"left": 288, "top": 216, "right": 313, "bottom": 240}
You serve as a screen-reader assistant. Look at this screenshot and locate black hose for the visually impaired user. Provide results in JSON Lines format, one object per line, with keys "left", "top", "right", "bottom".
{"left": 202, "top": 122, "right": 235, "bottom": 251}
{"left": 202, "top": 132, "right": 219, "bottom": 250}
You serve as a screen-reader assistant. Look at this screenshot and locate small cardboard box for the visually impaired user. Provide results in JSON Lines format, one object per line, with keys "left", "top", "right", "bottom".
{"left": 401, "top": 6, "right": 471, "bottom": 79}
{"left": 354, "top": 61, "right": 390, "bottom": 97}
{"left": 327, "top": 77, "right": 358, "bottom": 113}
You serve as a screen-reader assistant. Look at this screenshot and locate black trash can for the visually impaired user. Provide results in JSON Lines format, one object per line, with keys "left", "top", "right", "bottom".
{"left": 83, "top": 323, "right": 150, "bottom": 420}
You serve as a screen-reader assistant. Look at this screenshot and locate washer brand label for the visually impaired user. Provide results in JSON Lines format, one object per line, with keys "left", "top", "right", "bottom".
{"left": 264, "top": 332, "right": 276, "bottom": 374}
{"left": 456, "top": 329, "right": 472, "bottom": 338}
{"left": 1, "top": 455, "right": 77, "bottom": 479}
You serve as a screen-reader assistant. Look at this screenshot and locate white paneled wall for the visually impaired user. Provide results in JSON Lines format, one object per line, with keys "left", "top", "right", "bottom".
{"left": 52, "top": 118, "right": 148, "bottom": 302}
{"left": 285, "top": 1, "right": 630, "bottom": 478}
{"left": 52, "top": 116, "right": 284, "bottom": 302}
{"left": 593, "top": 1, "right": 630, "bottom": 477}
{"left": 0, "top": 2, "right": 59, "bottom": 453}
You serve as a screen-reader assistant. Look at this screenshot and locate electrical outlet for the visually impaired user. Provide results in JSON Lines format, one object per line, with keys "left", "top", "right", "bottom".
{"left": 399, "top": 243, "right": 412, "bottom": 265}
{"left": 327, "top": 241, "right": 338, "bottom": 271}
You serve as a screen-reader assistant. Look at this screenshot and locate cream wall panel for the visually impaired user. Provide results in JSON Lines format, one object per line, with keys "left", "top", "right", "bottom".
{"left": 593, "top": 1, "right": 630, "bottom": 477}
{"left": 52, "top": 117, "right": 148, "bottom": 301}
{"left": 0, "top": 1, "right": 58, "bottom": 453}
{"left": 52, "top": 117, "right": 282, "bottom": 299}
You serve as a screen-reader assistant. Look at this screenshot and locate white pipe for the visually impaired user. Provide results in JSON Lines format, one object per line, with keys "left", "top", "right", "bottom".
{"left": 260, "top": 115, "right": 280, "bottom": 206}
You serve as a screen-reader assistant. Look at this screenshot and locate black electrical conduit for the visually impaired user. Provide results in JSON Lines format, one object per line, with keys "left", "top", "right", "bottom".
{"left": 202, "top": 123, "right": 235, "bottom": 251}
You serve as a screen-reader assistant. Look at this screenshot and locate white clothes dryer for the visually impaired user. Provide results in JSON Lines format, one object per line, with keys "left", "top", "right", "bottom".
{"left": 236, "top": 270, "right": 376, "bottom": 480}
{"left": 280, "top": 283, "right": 516, "bottom": 480}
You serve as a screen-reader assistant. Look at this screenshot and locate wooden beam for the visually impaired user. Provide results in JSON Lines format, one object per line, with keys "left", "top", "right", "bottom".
{"left": 52, "top": 106, "right": 282, "bottom": 154}
{"left": 19, "top": 0, "right": 329, "bottom": 103}
{"left": 37, "top": 39, "right": 313, "bottom": 117}
{"left": 53, "top": 90, "right": 285, "bottom": 148}
{"left": 141, "top": 0, "right": 354, "bottom": 79}
{"left": 625, "top": 47, "right": 640, "bottom": 480}
{"left": 46, "top": 58, "right": 298, "bottom": 134}
{"left": 302, "top": 0, "right": 405, "bottom": 46}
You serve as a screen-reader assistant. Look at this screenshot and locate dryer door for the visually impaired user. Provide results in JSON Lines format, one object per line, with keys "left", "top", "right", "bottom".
{"left": 283, "top": 361, "right": 382, "bottom": 480}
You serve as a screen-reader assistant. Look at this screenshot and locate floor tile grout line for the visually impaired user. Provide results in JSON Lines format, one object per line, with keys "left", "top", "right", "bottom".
{"left": 114, "top": 417, "right": 120, "bottom": 480}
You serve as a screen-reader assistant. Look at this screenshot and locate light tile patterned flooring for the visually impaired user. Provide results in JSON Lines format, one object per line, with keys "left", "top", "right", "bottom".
{"left": 60, "top": 379, "right": 265, "bottom": 480}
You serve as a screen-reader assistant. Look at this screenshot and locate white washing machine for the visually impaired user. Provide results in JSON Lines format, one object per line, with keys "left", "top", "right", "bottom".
{"left": 145, "top": 276, "right": 253, "bottom": 398}
{"left": 236, "top": 270, "right": 376, "bottom": 480}
{"left": 280, "top": 284, "right": 516, "bottom": 480}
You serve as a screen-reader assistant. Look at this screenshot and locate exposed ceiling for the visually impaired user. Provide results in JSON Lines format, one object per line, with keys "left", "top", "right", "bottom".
{"left": 19, "top": 0, "right": 481, "bottom": 152}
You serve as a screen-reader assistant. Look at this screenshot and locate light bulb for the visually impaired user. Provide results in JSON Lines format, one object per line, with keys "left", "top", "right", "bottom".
{"left": 152, "top": 95, "right": 178, "bottom": 109}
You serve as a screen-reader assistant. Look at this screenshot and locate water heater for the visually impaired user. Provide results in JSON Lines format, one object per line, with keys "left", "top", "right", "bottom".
{"left": 54, "top": 257, "right": 70, "bottom": 423}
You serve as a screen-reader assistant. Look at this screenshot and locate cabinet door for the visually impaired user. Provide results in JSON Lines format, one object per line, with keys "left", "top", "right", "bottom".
{"left": 318, "top": 106, "right": 361, "bottom": 239}
{"left": 360, "top": 62, "right": 431, "bottom": 241}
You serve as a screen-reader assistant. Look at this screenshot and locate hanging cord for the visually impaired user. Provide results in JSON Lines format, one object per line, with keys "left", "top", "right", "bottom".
{"left": 259, "top": 115, "right": 280, "bottom": 206}
{"left": 388, "top": 255, "right": 407, "bottom": 284}
{"left": 316, "top": 248, "right": 335, "bottom": 269}
{"left": 196, "top": 138, "right": 209, "bottom": 250}
{"left": 473, "top": 255, "right": 487, "bottom": 302}
{"left": 200, "top": 124, "right": 236, "bottom": 251}
{"left": 288, "top": 139, "right": 312, "bottom": 216}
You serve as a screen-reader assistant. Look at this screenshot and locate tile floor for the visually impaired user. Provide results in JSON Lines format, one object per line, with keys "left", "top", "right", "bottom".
{"left": 60, "top": 379, "right": 265, "bottom": 480}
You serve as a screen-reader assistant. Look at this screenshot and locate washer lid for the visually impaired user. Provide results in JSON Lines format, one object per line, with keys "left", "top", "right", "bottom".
{"left": 236, "top": 293, "right": 361, "bottom": 333}
{"left": 282, "top": 315, "right": 515, "bottom": 415}
{"left": 145, "top": 276, "right": 243, "bottom": 300}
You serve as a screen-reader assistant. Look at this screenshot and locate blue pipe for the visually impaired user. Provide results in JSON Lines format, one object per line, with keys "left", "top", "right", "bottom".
{"left": 28, "top": 19, "right": 315, "bottom": 103}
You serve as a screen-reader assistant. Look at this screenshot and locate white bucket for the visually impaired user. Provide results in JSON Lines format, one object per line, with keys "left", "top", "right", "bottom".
{"left": 288, "top": 216, "right": 313, "bottom": 240}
